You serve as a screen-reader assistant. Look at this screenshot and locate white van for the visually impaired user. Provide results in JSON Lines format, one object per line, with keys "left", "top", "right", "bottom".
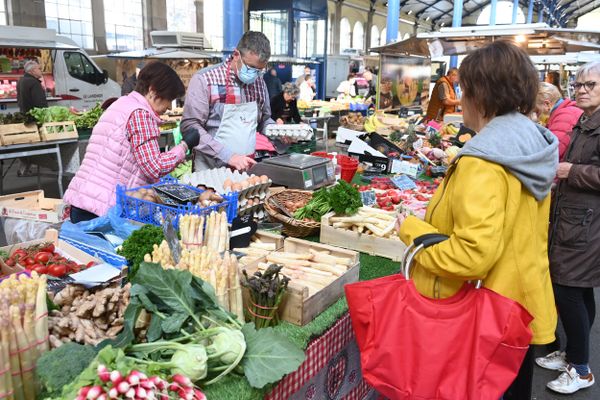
{"left": 0, "top": 25, "right": 120, "bottom": 113}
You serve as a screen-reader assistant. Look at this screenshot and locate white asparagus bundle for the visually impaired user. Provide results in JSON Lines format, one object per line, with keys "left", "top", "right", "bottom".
{"left": 227, "top": 254, "right": 245, "bottom": 323}
{"left": 330, "top": 207, "right": 401, "bottom": 238}
{"left": 257, "top": 262, "right": 335, "bottom": 288}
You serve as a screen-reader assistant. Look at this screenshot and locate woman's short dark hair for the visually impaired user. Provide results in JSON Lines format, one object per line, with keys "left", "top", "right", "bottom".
{"left": 135, "top": 62, "right": 185, "bottom": 101}
{"left": 459, "top": 41, "right": 538, "bottom": 118}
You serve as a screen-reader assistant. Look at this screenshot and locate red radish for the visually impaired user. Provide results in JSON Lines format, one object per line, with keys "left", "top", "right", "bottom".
{"left": 140, "top": 379, "right": 155, "bottom": 390}
{"left": 108, "top": 388, "right": 119, "bottom": 399}
{"left": 146, "top": 391, "right": 156, "bottom": 400}
{"left": 75, "top": 396, "right": 85, "bottom": 400}
{"left": 152, "top": 377, "right": 167, "bottom": 391}
{"left": 110, "top": 370, "right": 123, "bottom": 384}
{"left": 117, "top": 381, "right": 130, "bottom": 394}
{"left": 193, "top": 389, "right": 207, "bottom": 400}
{"left": 125, "top": 387, "right": 135, "bottom": 398}
{"left": 177, "top": 388, "right": 193, "bottom": 400}
{"left": 135, "top": 387, "right": 148, "bottom": 399}
{"left": 97, "top": 395, "right": 107, "bottom": 400}
{"left": 97, "top": 364, "right": 110, "bottom": 382}
{"left": 78, "top": 386, "right": 91, "bottom": 397}
{"left": 172, "top": 374, "right": 192, "bottom": 388}
{"left": 127, "top": 370, "right": 144, "bottom": 385}
{"left": 86, "top": 386, "right": 103, "bottom": 400}
{"left": 168, "top": 383, "right": 182, "bottom": 393}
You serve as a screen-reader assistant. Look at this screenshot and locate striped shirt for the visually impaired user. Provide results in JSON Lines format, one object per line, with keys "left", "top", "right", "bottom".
{"left": 181, "top": 56, "right": 274, "bottom": 163}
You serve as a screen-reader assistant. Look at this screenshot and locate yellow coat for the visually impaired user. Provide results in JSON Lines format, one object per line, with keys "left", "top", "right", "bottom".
{"left": 399, "top": 156, "right": 557, "bottom": 345}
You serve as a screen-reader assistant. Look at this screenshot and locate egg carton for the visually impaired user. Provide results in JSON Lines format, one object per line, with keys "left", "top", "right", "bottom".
{"left": 238, "top": 203, "right": 265, "bottom": 218}
{"left": 180, "top": 168, "right": 271, "bottom": 209}
{"left": 264, "top": 124, "right": 314, "bottom": 142}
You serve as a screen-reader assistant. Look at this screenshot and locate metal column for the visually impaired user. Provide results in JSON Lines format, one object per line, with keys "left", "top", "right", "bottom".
{"left": 490, "top": 0, "right": 498, "bottom": 25}
{"left": 386, "top": 0, "right": 400, "bottom": 43}
{"left": 449, "top": 0, "right": 463, "bottom": 69}
{"left": 527, "top": 0, "right": 534, "bottom": 23}
{"left": 538, "top": 2, "right": 544, "bottom": 22}
{"left": 512, "top": 0, "right": 519, "bottom": 23}
{"left": 223, "top": 0, "right": 244, "bottom": 52}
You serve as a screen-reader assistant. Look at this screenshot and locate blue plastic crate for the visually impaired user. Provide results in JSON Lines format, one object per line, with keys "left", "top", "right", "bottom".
{"left": 116, "top": 179, "right": 238, "bottom": 229}
{"left": 60, "top": 235, "right": 127, "bottom": 267}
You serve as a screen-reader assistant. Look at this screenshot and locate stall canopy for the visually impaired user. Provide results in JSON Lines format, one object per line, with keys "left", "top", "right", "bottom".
{"left": 106, "top": 47, "right": 222, "bottom": 60}
{"left": 370, "top": 23, "right": 600, "bottom": 57}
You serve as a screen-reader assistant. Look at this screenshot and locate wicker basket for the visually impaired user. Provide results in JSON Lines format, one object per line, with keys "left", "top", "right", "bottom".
{"left": 264, "top": 190, "right": 321, "bottom": 238}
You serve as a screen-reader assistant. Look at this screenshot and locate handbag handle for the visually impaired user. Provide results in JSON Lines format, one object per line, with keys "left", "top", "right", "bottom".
{"left": 403, "top": 233, "right": 482, "bottom": 289}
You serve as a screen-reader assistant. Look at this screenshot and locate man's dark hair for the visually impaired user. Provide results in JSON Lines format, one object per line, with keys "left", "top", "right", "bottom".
{"left": 237, "top": 31, "right": 271, "bottom": 63}
{"left": 459, "top": 41, "right": 538, "bottom": 118}
{"left": 135, "top": 62, "right": 185, "bottom": 101}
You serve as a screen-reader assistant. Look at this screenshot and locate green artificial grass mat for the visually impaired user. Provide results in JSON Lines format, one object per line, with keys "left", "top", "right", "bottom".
{"left": 203, "top": 243, "right": 402, "bottom": 399}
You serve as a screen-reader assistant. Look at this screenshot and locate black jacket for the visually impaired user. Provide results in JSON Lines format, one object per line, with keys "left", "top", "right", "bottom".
{"left": 270, "top": 92, "right": 301, "bottom": 124}
{"left": 17, "top": 73, "right": 48, "bottom": 113}
{"left": 263, "top": 74, "right": 282, "bottom": 100}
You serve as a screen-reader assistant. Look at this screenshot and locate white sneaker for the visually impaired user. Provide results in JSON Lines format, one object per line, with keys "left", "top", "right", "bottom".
{"left": 535, "top": 350, "right": 567, "bottom": 371}
{"left": 547, "top": 365, "right": 595, "bottom": 394}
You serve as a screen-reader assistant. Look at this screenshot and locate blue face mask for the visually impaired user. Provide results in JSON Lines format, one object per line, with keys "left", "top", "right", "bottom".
{"left": 238, "top": 58, "right": 263, "bottom": 85}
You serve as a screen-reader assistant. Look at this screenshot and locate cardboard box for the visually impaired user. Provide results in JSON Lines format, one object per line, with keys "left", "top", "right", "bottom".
{"left": 0, "top": 190, "right": 68, "bottom": 223}
{"left": 243, "top": 237, "right": 360, "bottom": 326}
{"left": 0, "top": 229, "right": 103, "bottom": 288}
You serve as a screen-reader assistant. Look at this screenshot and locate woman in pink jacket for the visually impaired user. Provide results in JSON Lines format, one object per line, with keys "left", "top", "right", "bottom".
{"left": 64, "top": 63, "right": 200, "bottom": 223}
{"left": 536, "top": 82, "right": 583, "bottom": 161}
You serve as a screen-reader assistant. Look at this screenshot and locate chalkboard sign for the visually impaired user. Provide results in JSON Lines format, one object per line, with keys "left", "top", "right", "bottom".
{"left": 153, "top": 190, "right": 180, "bottom": 206}
{"left": 154, "top": 184, "right": 201, "bottom": 203}
{"left": 229, "top": 214, "right": 257, "bottom": 249}
{"left": 360, "top": 190, "right": 377, "bottom": 206}
{"left": 47, "top": 276, "right": 74, "bottom": 293}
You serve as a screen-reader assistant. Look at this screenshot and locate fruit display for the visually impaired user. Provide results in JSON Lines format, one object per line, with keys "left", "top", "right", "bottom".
{"left": 264, "top": 124, "right": 313, "bottom": 142}
{"left": 0, "top": 242, "right": 96, "bottom": 278}
{"left": 339, "top": 112, "right": 365, "bottom": 130}
{"left": 181, "top": 168, "right": 271, "bottom": 218}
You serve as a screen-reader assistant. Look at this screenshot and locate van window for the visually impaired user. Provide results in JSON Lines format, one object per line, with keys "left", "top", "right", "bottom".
{"left": 64, "top": 51, "right": 99, "bottom": 84}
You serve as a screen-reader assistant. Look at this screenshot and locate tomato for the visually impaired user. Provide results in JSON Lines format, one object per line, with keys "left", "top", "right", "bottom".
{"left": 23, "top": 257, "right": 36, "bottom": 266}
{"left": 40, "top": 243, "right": 55, "bottom": 253}
{"left": 4, "top": 257, "right": 15, "bottom": 267}
{"left": 47, "top": 264, "right": 67, "bottom": 277}
{"left": 32, "top": 265, "right": 48, "bottom": 275}
{"left": 86, "top": 261, "right": 96, "bottom": 268}
{"left": 67, "top": 262, "right": 79, "bottom": 272}
{"left": 390, "top": 195, "right": 401, "bottom": 204}
{"left": 12, "top": 249, "right": 27, "bottom": 259}
{"left": 34, "top": 252, "right": 52, "bottom": 264}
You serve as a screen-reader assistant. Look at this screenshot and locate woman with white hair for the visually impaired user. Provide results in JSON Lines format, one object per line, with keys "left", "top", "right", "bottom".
{"left": 270, "top": 82, "right": 301, "bottom": 124}
{"left": 537, "top": 61, "right": 600, "bottom": 394}
{"left": 17, "top": 60, "right": 47, "bottom": 113}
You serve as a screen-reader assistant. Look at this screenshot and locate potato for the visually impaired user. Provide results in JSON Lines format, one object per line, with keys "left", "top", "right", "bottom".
{"left": 131, "top": 191, "right": 144, "bottom": 199}
{"left": 142, "top": 195, "right": 156, "bottom": 202}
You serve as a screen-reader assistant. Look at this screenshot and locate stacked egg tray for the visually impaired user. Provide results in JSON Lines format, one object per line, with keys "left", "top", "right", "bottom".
{"left": 180, "top": 168, "right": 272, "bottom": 219}
{"left": 264, "top": 124, "right": 314, "bottom": 143}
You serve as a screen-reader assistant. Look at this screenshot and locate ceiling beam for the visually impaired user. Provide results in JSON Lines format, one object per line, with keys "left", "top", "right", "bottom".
{"left": 431, "top": 0, "right": 532, "bottom": 24}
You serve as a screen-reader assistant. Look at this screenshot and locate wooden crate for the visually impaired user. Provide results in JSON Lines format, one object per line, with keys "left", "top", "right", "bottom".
{"left": 244, "top": 237, "right": 360, "bottom": 326}
{"left": 0, "top": 123, "right": 40, "bottom": 145}
{"left": 320, "top": 212, "right": 406, "bottom": 261}
{"left": 40, "top": 121, "right": 78, "bottom": 141}
{"left": 254, "top": 230, "right": 284, "bottom": 249}
{"left": 0, "top": 190, "right": 68, "bottom": 223}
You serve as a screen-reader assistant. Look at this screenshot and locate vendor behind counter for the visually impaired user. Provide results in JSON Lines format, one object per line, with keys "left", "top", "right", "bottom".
{"left": 270, "top": 82, "right": 302, "bottom": 124}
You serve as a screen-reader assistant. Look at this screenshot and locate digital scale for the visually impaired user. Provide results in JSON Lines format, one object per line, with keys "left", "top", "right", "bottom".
{"left": 250, "top": 154, "right": 336, "bottom": 190}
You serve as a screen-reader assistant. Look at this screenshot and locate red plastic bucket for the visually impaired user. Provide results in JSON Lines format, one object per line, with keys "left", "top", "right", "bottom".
{"left": 311, "top": 152, "right": 359, "bottom": 182}
{"left": 337, "top": 154, "right": 359, "bottom": 182}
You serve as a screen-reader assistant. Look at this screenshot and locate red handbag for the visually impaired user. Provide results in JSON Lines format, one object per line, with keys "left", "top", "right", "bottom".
{"left": 345, "top": 234, "right": 533, "bottom": 400}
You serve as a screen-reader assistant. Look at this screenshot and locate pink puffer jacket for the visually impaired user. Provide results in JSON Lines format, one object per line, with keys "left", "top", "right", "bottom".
{"left": 547, "top": 99, "right": 583, "bottom": 161}
{"left": 63, "top": 92, "right": 185, "bottom": 216}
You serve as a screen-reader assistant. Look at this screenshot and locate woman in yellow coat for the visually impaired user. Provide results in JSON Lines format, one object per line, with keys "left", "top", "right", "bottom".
{"left": 399, "top": 42, "right": 558, "bottom": 400}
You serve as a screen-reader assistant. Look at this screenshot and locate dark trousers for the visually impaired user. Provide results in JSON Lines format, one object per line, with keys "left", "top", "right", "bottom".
{"left": 69, "top": 205, "right": 99, "bottom": 223}
{"left": 554, "top": 283, "right": 596, "bottom": 365}
{"left": 503, "top": 345, "right": 535, "bottom": 400}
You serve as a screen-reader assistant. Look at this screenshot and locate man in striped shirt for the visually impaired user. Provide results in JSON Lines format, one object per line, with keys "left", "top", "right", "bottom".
{"left": 181, "top": 31, "right": 275, "bottom": 171}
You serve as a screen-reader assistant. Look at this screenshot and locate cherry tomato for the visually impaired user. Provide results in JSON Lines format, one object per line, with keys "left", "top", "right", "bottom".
{"left": 47, "top": 264, "right": 67, "bottom": 278}
{"left": 12, "top": 249, "right": 27, "bottom": 259}
{"left": 4, "top": 257, "right": 15, "bottom": 267}
{"left": 34, "top": 252, "right": 52, "bottom": 264}
{"left": 40, "top": 243, "right": 55, "bottom": 253}
{"left": 86, "top": 261, "right": 96, "bottom": 268}
{"left": 32, "top": 265, "right": 48, "bottom": 275}
{"left": 23, "top": 257, "right": 36, "bottom": 266}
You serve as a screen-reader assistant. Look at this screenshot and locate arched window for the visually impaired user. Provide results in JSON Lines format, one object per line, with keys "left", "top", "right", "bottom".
{"left": 380, "top": 28, "right": 387, "bottom": 46}
{"left": 477, "top": 1, "right": 526, "bottom": 24}
{"left": 167, "top": 0, "right": 196, "bottom": 32}
{"left": 370, "top": 25, "right": 380, "bottom": 49}
{"left": 352, "top": 21, "right": 364, "bottom": 50}
{"left": 340, "top": 18, "right": 351, "bottom": 51}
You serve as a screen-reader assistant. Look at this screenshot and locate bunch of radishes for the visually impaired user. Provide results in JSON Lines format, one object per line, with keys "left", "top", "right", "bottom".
{"left": 75, "top": 365, "right": 207, "bottom": 400}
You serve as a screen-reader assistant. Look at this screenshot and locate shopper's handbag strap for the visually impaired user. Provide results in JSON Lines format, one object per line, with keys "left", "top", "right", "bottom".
{"left": 402, "top": 233, "right": 482, "bottom": 289}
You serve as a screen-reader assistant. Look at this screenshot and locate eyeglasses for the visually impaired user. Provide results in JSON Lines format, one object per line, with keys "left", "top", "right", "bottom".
{"left": 571, "top": 81, "right": 597, "bottom": 92}
{"left": 240, "top": 58, "right": 266, "bottom": 76}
